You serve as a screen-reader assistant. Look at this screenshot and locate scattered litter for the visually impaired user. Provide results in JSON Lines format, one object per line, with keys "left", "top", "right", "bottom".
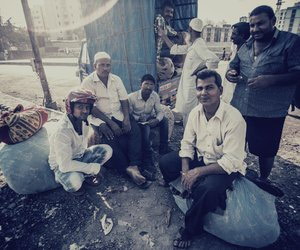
{"left": 69, "top": 243, "right": 85, "bottom": 250}
{"left": 96, "top": 192, "right": 113, "bottom": 210}
{"left": 0, "top": 225, "right": 2, "bottom": 231}
{"left": 105, "top": 186, "right": 129, "bottom": 194}
{"left": 140, "top": 231, "right": 155, "bottom": 248}
{"left": 165, "top": 208, "right": 172, "bottom": 227}
{"left": 5, "top": 237, "right": 12, "bottom": 242}
{"left": 44, "top": 207, "right": 58, "bottom": 219}
{"left": 100, "top": 214, "right": 113, "bottom": 235}
{"left": 118, "top": 220, "right": 132, "bottom": 227}
{"left": 289, "top": 205, "right": 295, "bottom": 210}
{"left": 93, "top": 207, "right": 100, "bottom": 220}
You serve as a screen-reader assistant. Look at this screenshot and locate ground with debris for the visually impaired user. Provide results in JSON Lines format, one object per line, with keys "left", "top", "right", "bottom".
{"left": 0, "top": 65, "right": 299, "bottom": 249}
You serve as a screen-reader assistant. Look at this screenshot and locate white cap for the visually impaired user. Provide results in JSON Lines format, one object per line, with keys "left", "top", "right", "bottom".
{"left": 189, "top": 18, "right": 203, "bottom": 32}
{"left": 94, "top": 51, "right": 111, "bottom": 63}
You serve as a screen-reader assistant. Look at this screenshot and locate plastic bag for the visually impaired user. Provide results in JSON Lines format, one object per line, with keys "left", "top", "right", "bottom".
{"left": 170, "top": 177, "right": 280, "bottom": 248}
{"left": 0, "top": 127, "right": 60, "bottom": 194}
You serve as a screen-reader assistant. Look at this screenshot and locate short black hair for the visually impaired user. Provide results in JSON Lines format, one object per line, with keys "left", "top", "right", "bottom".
{"left": 141, "top": 74, "right": 156, "bottom": 84}
{"left": 232, "top": 22, "right": 250, "bottom": 40}
{"left": 196, "top": 69, "right": 222, "bottom": 88}
{"left": 250, "top": 5, "right": 275, "bottom": 19}
{"left": 162, "top": 1, "right": 175, "bottom": 10}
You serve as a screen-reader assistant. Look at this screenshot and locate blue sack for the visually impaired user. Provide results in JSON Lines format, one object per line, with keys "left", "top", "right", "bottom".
{"left": 0, "top": 127, "right": 60, "bottom": 194}
{"left": 170, "top": 176, "right": 280, "bottom": 248}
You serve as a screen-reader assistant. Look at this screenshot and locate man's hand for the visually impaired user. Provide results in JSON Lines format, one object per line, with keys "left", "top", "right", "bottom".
{"left": 122, "top": 117, "right": 131, "bottom": 134}
{"left": 147, "top": 118, "right": 159, "bottom": 128}
{"left": 248, "top": 75, "right": 271, "bottom": 89}
{"left": 226, "top": 69, "right": 240, "bottom": 83}
{"left": 181, "top": 168, "right": 202, "bottom": 191}
{"left": 99, "top": 123, "right": 114, "bottom": 140}
{"left": 109, "top": 121, "right": 123, "bottom": 137}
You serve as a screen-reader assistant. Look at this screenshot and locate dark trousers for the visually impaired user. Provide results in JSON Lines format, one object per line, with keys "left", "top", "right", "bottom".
{"left": 159, "top": 151, "right": 237, "bottom": 236}
{"left": 139, "top": 117, "right": 169, "bottom": 165}
{"left": 101, "top": 116, "right": 141, "bottom": 173}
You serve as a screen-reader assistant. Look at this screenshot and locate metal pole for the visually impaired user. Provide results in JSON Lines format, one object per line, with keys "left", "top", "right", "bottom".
{"left": 21, "top": 0, "right": 57, "bottom": 110}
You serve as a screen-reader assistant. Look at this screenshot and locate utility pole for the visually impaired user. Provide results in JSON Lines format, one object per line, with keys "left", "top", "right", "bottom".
{"left": 21, "top": 0, "right": 57, "bottom": 110}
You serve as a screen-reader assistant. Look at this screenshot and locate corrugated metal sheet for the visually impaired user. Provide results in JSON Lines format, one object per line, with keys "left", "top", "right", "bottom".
{"left": 81, "top": 0, "right": 197, "bottom": 93}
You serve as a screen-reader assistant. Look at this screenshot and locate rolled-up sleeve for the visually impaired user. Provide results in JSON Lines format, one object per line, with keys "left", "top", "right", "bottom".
{"left": 217, "top": 119, "right": 247, "bottom": 175}
{"left": 179, "top": 110, "right": 196, "bottom": 160}
{"left": 54, "top": 130, "right": 100, "bottom": 175}
{"left": 170, "top": 44, "right": 189, "bottom": 55}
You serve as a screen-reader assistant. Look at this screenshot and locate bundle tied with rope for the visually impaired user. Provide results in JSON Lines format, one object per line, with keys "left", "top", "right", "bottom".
{"left": 0, "top": 104, "right": 48, "bottom": 144}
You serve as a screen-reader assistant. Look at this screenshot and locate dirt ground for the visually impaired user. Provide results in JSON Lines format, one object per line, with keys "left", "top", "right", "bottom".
{"left": 0, "top": 74, "right": 299, "bottom": 249}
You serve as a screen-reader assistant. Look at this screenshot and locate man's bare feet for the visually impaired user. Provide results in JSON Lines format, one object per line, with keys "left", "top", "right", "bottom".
{"left": 126, "top": 166, "right": 146, "bottom": 185}
{"left": 173, "top": 227, "right": 192, "bottom": 249}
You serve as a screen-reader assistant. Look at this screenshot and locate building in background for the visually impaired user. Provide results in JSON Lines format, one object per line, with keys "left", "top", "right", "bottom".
{"left": 239, "top": 16, "right": 249, "bottom": 22}
{"left": 276, "top": 2, "right": 300, "bottom": 35}
{"left": 31, "top": 0, "right": 85, "bottom": 41}
{"left": 202, "top": 24, "right": 232, "bottom": 42}
{"left": 31, "top": 5, "right": 46, "bottom": 35}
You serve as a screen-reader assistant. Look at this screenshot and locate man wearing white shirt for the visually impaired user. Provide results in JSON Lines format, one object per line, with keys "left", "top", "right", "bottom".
{"left": 159, "top": 70, "right": 246, "bottom": 248}
{"left": 81, "top": 52, "right": 150, "bottom": 188}
{"left": 48, "top": 89, "right": 112, "bottom": 195}
{"left": 159, "top": 18, "right": 220, "bottom": 126}
{"left": 129, "top": 74, "right": 169, "bottom": 180}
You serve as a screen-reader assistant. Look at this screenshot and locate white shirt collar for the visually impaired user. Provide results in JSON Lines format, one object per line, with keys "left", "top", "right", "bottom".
{"left": 199, "top": 100, "right": 225, "bottom": 121}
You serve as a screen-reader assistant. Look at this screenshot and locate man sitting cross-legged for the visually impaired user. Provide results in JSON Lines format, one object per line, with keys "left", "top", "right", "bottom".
{"left": 159, "top": 70, "right": 247, "bottom": 248}
{"left": 48, "top": 89, "right": 113, "bottom": 196}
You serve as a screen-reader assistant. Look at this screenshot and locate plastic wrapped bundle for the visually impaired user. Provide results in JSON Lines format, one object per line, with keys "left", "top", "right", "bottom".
{"left": 0, "top": 127, "right": 60, "bottom": 194}
{"left": 170, "top": 176, "right": 280, "bottom": 248}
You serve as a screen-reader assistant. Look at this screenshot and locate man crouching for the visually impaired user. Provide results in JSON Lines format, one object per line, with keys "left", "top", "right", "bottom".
{"left": 48, "top": 89, "right": 112, "bottom": 195}
{"left": 159, "top": 70, "right": 247, "bottom": 248}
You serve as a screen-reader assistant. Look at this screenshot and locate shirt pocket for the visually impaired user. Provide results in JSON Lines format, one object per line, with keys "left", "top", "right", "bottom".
{"left": 258, "top": 55, "right": 285, "bottom": 74}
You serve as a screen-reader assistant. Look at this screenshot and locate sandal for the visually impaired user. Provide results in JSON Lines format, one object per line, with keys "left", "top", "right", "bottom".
{"left": 173, "top": 227, "right": 192, "bottom": 249}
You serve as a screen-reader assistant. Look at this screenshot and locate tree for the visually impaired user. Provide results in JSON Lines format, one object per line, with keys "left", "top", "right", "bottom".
{"left": 0, "top": 17, "right": 31, "bottom": 51}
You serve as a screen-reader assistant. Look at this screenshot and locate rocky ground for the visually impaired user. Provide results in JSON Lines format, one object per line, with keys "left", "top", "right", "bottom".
{"left": 0, "top": 110, "right": 299, "bottom": 249}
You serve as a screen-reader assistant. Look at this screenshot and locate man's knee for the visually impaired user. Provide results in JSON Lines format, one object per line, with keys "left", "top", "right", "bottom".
{"left": 158, "top": 151, "right": 177, "bottom": 178}
{"left": 63, "top": 173, "right": 84, "bottom": 192}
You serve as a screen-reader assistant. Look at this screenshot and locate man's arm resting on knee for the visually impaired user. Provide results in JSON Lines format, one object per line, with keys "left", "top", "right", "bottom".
{"left": 182, "top": 163, "right": 227, "bottom": 191}
{"left": 91, "top": 107, "right": 122, "bottom": 137}
{"left": 55, "top": 133, "right": 100, "bottom": 175}
{"left": 91, "top": 107, "right": 113, "bottom": 127}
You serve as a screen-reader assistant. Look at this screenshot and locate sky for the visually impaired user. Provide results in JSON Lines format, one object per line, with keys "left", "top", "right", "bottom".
{"left": 0, "top": 0, "right": 299, "bottom": 27}
{"left": 198, "top": 0, "right": 299, "bottom": 24}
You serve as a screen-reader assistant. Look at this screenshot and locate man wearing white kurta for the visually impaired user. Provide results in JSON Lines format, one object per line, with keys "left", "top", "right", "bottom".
{"left": 159, "top": 18, "right": 220, "bottom": 126}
